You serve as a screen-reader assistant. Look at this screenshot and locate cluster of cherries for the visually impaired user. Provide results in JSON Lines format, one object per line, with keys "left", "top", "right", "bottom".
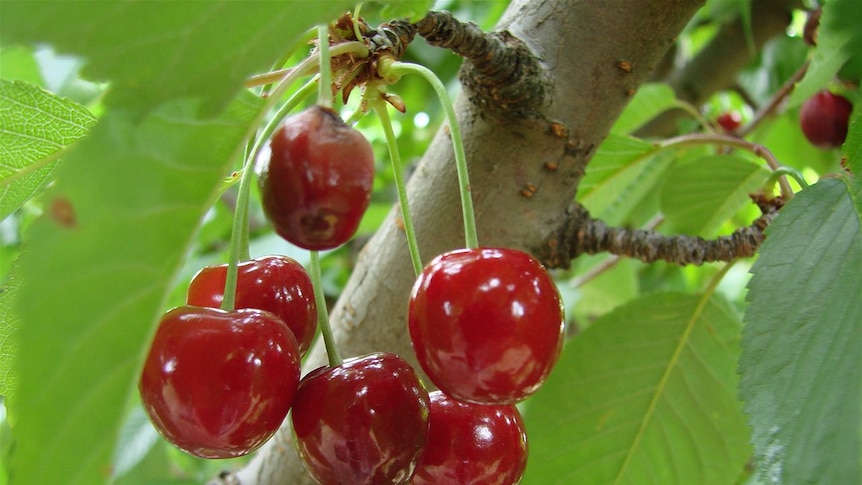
{"left": 139, "top": 105, "right": 566, "bottom": 484}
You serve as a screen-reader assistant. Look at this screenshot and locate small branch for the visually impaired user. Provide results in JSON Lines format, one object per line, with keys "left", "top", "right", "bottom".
{"left": 414, "top": 11, "right": 551, "bottom": 120}
{"left": 737, "top": 60, "right": 809, "bottom": 138}
{"left": 569, "top": 214, "right": 664, "bottom": 288}
{"left": 541, "top": 198, "right": 783, "bottom": 269}
{"left": 657, "top": 133, "right": 795, "bottom": 199}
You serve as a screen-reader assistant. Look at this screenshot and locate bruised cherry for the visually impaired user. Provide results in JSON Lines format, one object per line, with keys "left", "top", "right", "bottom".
{"left": 187, "top": 255, "right": 316, "bottom": 354}
{"left": 412, "top": 391, "right": 528, "bottom": 485}
{"left": 258, "top": 105, "right": 375, "bottom": 250}
{"left": 290, "top": 353, "right": 430, "bottom": 485}
{"left": 139, "top": 306, "right": 301, "bottom": 458}
{"left": 408, "top": 248, "right": 565, "bottom": 405}
{"left": 800, "top": 90, "right": 853, "bottom": 149}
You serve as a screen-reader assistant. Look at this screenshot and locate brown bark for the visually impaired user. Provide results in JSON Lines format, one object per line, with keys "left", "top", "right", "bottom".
{"left": 230, "top": 0, "right": 705, "bottom": 483}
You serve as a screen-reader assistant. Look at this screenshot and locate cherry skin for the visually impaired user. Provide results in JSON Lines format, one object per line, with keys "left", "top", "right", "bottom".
{"left": 187, "top": 255, "right": 316, "bottom": 354}
{"left": 408, "top": 247, "right": 565, "bottom": 405}
{"left": 800, "top": 90, "right": 853, "bottom": 149}
{"left": 716, "top": 112, "right": 742, "bottom": 132}
{"left": 412, "top": 391, "right": 528, "bottom": 485}
{"left": 258, "top": 105, "right": 375, "bottom": 250}
{"left": 290, "top": 353, "right": 430, "bottom": 485}
{"left": 139, "top": 305, "right": 301, "bottom": 458}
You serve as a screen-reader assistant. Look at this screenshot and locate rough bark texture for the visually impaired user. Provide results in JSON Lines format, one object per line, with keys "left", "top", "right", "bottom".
{"left": 232, "top": 0, "right": 705, "bottom": 483}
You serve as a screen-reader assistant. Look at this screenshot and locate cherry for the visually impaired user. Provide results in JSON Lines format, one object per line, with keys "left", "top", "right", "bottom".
{"left": 258, "top": 105, "right": 375, "bottom": 250}
{"left": 408, "top": 248, "right": 565, "bottom": 405}
{"left": 716, "top": 112, "right": 742, "bottom": 132}
{"left": 412, "top": 391, "right": 528, "bottom": 485}
{"left": 139, "top": 305, "right": 301, "bottom": 458}
{"left": 800, "top": 90, "right": 853, "bottom": 149}
{"left": 187, "top": 255, "right": 316, "bottom": 354}
{"left": 290, "top": 353, "right": 430, "bottom": 485}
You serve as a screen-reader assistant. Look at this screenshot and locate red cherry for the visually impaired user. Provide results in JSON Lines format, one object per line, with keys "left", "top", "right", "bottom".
{"left": 187, "top": 255, "right": 316, "bottom": 354}
{"left": 408, "top": 247, "right": 565, "bottom": 405}
{"left": 290, "top": 353, "right": 430, "bottom": 485}
{"left": 139, "top": 306, "right": 301, "bottom": 458}
{"left": 716, "top": 112, "right": 742, "bottom": 132}
{"left": 800, "top": 90, "right": 854, "bottom": 149}
{"left": 258, "top": 105, "right": 375, "bottom": 250}
{"left": 412, "top": 391, "right": 528, "bottom": 485}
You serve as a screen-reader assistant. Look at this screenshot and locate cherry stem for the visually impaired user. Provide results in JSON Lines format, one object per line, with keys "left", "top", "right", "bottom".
{"left": 373, "top": 100, "right": 423, "bottom": 276}
{"left": 317, "top": 25, "right": 333, "bottom": 109}
{"left": 244, "top": 42, "right": 368, "bottom": 89}
{"left": 220, "top": 79, "right": 321, "bottom": 312}
{"left": 309, "top": 250, "right": 342, "bottom": 366}
{"left": 387, "top": 61, "right": 479, "bottom": 249}
{"left": 656, "top": 133, "right": 795, "bottom": 199}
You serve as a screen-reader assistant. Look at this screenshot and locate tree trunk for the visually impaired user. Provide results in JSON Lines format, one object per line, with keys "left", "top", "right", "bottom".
{"left": 233, "top": 0, "right": 705, "bottom": 483}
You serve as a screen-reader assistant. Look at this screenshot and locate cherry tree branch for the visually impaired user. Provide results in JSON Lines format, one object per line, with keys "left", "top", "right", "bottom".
{"left": 540, "top": 196, "right": 783, "bottom": 269}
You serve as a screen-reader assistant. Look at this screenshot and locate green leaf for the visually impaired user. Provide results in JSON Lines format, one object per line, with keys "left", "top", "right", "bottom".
{"left": 660, "top": 155, "right": 770, "bottom": 236}
{"left": 523, "top": 292, "right": 751, "bottom": 485}
{"left": 789, "top": 0, "right": 862, "bottom": 106}
{"left": 578, "top": 134, "right": 675, "bottom": 225}
{"left": 0, "top": 79, "right": 96, "bottom": 220}
{"left": 0, "top": 274, "right": 17, "bottom": 401}
{"left": 9, "top": 93, "right": 261, "bottom": 485}
{"left": 844, "top": 90, "right": 862, "bottom": 203}
{"left": 739, "top": 178, "right": 862, "bottom": 485}
{"left": 0, "top": 1, "right": 354, "bottom": 113}
{"left": 611, "top": 83, "right": 677, "bottom": 135}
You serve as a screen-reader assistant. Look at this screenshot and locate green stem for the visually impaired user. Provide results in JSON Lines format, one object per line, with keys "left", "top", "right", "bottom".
{"left": 374, "top": 101, "right": 423, "bottom": 276}
{"left": 317, "top": 25, "right": 333, "bottom": 109}
{"left": 244, "top": 42, "right": 368, "bottom": 89}
{"left": 767, "top": 166, "right": 809, "bottom": 190}
{"left": 309, "top": 251, "right": 342, "bottom": 366}
{"left": 221, "top": 78, "right": 320, "bottom": 311}
{"left": 221, "top": 152, "right": 255, "bottom": 312}
{"left": 388, "top": 61, "right": 479, "bottom": 249}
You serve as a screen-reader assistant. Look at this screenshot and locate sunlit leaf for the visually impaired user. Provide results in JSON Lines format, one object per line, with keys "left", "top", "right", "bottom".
{"left": 740, "top": 178, "right": 862, "bottom": 485}
{"left": 578, "top": 134, "right": 675, "bottom": 225}
{"left": 0, "top": 79, "right": 96, "bottom": 220}
{"left": 523, "top": 292, "right": 751, "bottom": 485}
{"left": 660, "top": 155, "right": 770, "bottom": 236}
{"left": 611, "top": 83, "right": 676, "bottom": 135}
{"left": 0, "top": 273, "right": 17, "bottom": 401}
{"left": 10, "top": 93, "right": 261, "bottom": 485}
{"left": 789, "top": 0, "right": 862, "bottom": 106}
{"left": 0, "top": 1, "right": 355, "bottom": 113}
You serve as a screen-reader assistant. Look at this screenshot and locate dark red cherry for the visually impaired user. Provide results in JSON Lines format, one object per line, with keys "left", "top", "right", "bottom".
{"left": 412, "top": 391, "right": 528, "bottom": 485}
{"left": 408, "top": 248, "right": 565, "bottom": 405}
{"left": 139, "top": 306, "right": 301, "bottom": 458}
{"left": 800, "top": 90, "right": 853, "bottom": 149}
{"left": 187, "top": 255, "right": 316, "bottom": 354}
{"left": 258, "top": 105, "right": 375, "bottom": 250}
{"left": 716, "top": 112, "right": 742, "bottom": 132}
{"left": 290, "top": 353, "right": 430, "bottom": 485}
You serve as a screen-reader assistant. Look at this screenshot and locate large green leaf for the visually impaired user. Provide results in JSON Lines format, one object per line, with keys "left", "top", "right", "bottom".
{"left": 9, "top": 93, "right": 260, "bottom": 484}
{"left": 0, "top": 1, "right": 354, "bottom": 113}
{"left": 523, "top": 292, "right": 751, "bottom": 485}
{"left": 789, "top": 0, "right": 862, "bottom": 106}
{"left": 739, "top": 178, "right": 862, "bottom": 485}
{"left": 660, "top": 155, "right": 770, "bottom": 236}
{"left": 0, "top": 80, "right": 96, "bottom": 220}
{"left": 578, "top": 134, "right": 675, "bottom": 225}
